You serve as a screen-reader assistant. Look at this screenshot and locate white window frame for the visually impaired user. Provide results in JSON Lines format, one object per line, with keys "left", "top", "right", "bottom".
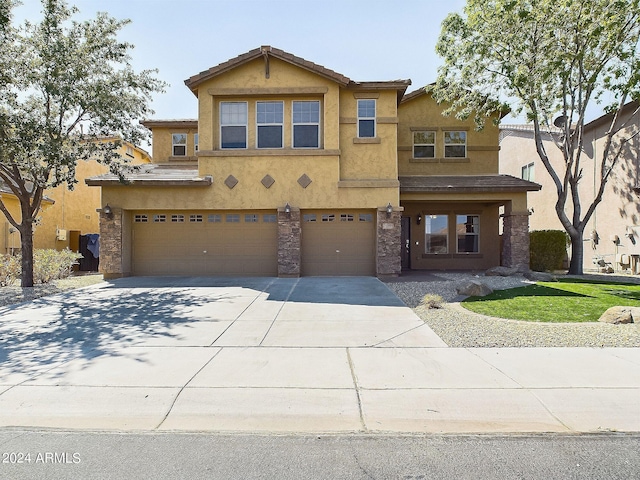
{"left": 357, "top": 99, "right": 376, "bottom": 138}
{"left": 194, "top": 133, "right": 199, "bottom": 152}
{"left": 413, "top": 131, "right": 436, "bottom": 158}
{"left": 456, "top": 214, "right": 480, "bottom": 253}
{"left": 292, "top": 100, "right": 320, "bottom": 148}
{"left": 444, "top": 131, "right": 467, "bottom": 158}
{"left": 521, "top": 162, "right": 535, "bottom": 181}
{"left": 256, "top": 101, "right": 284, "bottom": 149}
{"left": 220, "top": 101, "right": 248, "bottom": 149}
{"left": 172, "top": 133, "right": 187, "bottom": 156}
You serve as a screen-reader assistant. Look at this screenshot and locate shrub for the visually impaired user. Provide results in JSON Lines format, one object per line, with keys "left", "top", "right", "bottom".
{"left": 0, "top": 249, "right": 82, "bottom": 286}
{"left": 0, "top": 254, "right": 21, "bottom": 286}
{"left": 529, "top": 230, "right": 569, "bottom": 272}
{"left": 421, "top": 293, "right": 444, "bottom": 309}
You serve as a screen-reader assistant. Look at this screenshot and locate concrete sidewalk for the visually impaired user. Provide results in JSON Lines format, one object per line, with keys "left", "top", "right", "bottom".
{"left": 0, "top": 277, "right": 638, "bottom": 433}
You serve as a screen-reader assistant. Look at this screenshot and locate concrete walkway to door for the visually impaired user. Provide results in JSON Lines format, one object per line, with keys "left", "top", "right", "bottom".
{"left": 0, "top": 276, "right": 638, "bottom": 434}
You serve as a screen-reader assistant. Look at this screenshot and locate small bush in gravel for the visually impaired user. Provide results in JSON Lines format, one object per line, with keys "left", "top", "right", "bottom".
{"left": 421, "top": 293, "right": 444, "bottom": 309}
{"left": 0, "top": 249, "right": 82, "bottom": 286}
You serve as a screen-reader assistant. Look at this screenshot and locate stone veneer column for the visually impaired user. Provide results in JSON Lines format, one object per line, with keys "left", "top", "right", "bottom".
{"left": 376, "top": 206, "right": 404, "bottom": 278}
{"left": 277, "top": 206, "right": 301, "bottom": 277}
{"left": 502, "top": 211, "right": 531, "bottom": 270}
{"left": 99, "top": 207, "right": 124, "bottom": 279}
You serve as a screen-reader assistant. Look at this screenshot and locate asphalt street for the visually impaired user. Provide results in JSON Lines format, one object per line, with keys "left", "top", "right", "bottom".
{"left": 1, "top": 430, "right": 639, "bottom": 479}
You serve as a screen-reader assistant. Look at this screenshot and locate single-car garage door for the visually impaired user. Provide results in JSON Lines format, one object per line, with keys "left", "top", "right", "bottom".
{"left": 301, "top": 210, "right": 376, "bottom": 276}
{"left": 132, "top": 210, "right": 277, "bottom": 276}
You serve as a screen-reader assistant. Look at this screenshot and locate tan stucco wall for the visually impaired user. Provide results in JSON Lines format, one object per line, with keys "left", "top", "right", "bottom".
{"left": 35, "top": 143, "right": 150, "bottom": 250}
{"left": 149, "top": 127, "right": 198, "bottom": 163}
{"left": 500, "top": 110, "right": 640, "bottom": 271}
{"left": 398, "top": 93, "right": 501, "bottom": 176}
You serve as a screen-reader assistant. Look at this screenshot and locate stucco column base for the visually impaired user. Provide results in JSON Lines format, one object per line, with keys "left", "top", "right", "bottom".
{"left": 98, "top": 207, "right": 125, "bottom": 278}
{"left": 376, "top": 206, "right": 404, "bottom": 277}
{"left": 502, "top": 212, "right": 531, "bottom": 271}
{"left": 277, "top": 206, "right": 301, "bottom": 278}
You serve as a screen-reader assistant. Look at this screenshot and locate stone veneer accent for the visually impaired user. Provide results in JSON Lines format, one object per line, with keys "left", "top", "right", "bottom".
{"left": 99, "top": 207, "right": 123, "bottom": 279}
{"left": 376, "top": 206, "right": 404, "bottom": 277}
{"left": 502, "top": 212, "right": 530, "bottom": 270}
{"left": 277, "top": 206, "right": 301, "bottom": 277}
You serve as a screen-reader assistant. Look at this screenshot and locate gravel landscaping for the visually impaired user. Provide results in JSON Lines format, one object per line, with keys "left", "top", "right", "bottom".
{"left": 384, "top": 271, "right": 640, "bottom": 348}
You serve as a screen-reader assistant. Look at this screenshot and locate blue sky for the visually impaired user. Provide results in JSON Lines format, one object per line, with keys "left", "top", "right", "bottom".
{"left": 15, "top": 0, "right": 469, "bottom": 121}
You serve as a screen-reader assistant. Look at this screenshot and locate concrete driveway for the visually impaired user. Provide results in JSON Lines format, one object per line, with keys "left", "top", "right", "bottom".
{"left": 1, "top": 276, "right": 638, "bottom": 434}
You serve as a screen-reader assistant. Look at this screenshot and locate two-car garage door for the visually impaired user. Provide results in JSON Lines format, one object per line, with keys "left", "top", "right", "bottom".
{"left": 131, "top": 209, "right": 376, "bottom": 276}
{"left": 132, "top": 211, "right": 277, "bottom": 276}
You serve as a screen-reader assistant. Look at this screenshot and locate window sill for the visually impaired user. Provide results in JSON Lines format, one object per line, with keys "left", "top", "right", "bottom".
{"left": 353, "top": 137, "right": 381, "bottom": 144}
{"left": 169, "top": 156, "right": 198, "bottom": 162}
{"left": 409, "top": 157, "right": 470, "bottom": 163}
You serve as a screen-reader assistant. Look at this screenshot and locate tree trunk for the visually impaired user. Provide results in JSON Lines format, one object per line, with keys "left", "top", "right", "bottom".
{"left": 568, "top": 231, "right": 584, "bottom": 275}
{"left": 19, "top": 222, "right": 34, "bottom": 287}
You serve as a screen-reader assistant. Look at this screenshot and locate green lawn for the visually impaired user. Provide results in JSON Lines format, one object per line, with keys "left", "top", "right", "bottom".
{"left": 461, "top": 279, "right": 640, "bottom": 322}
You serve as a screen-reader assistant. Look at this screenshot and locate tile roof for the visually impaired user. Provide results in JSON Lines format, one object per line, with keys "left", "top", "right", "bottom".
{"left": 185, "top": 46, "right": 352, "bottom": 90}
{"left": 184, "top": 46, "right": 411, "bottom": 99}
{"left": 399, "top": 175, "right": 541, "bottom": 193}
{"left": 85, "top": 165, "right": 211, "bottom": 187}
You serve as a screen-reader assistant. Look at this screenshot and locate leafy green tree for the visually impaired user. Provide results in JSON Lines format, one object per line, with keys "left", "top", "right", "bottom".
{"left": 0, "top": 0, "right": 165, "bottom": 286}
{"left": 432, "top": 0, "right": 640, "bottom": 274}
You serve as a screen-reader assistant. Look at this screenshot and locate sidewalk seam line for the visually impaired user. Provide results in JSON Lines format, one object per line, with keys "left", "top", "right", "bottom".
{"left": 346, "top": 348, "right": 368, "bottom": 432}
{"left": 467, "top": 349, "right": 574, "bottom": 432}
{"left": 208, "top": 278, "right": 278, "bottom": 347}
{"left": 154, "top": 347, "right": 224, "bottom": 430}
{"left": 258, "top": 278, "right": 300, "bottom": 347}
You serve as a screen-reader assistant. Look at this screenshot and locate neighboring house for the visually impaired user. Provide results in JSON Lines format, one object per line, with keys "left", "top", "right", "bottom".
{"left": 500, "top": 101, "right": 640, "bottom": 273}
{"left": 0, "top": 139, "right": 150, "bottom": 262}
{"left": 0, "top": 186, "right": 54, "bottom": 255}
{"left": 87, "top": 46, "right": 539, "bottom": 279}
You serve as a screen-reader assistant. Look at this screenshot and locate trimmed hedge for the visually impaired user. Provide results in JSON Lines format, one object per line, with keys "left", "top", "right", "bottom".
{"left": 0, "top": 249, "right": 82, "bottom": 286}
{"left": 529, "top": 230, "right": 569, "bottom": 272}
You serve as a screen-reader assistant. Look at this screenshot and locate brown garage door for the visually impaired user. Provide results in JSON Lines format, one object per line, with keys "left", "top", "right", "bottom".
{"left": 132, "top": 211, "right": 277, "bottom": 276}
{"left": 301, "top": 210, "right": 376, "bottom": 276}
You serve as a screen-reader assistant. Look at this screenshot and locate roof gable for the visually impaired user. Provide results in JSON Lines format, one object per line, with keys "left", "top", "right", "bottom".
{"left": 185, "top": 46, "right": 352, "bottom": 92}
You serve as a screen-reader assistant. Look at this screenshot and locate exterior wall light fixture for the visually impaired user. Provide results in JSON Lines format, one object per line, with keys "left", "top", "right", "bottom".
{"left": 386, "top": 203, "right": 393, "bottom": 217}
{"left": 417, "top": 213, "right": 422, "bottom": 225}
{"left": 103, "top": 204, "right": 113, "bottom": 219}
{"left": 284, "top": 202, "right": 291, "bottom": 216}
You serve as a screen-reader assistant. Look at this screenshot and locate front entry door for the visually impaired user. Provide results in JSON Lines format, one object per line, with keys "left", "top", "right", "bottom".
{"left": 401, "top": 216, "right": 411, "bottom": 270}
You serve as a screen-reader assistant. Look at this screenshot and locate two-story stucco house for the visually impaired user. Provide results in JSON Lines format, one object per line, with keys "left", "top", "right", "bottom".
{"left": 88, "top": 46, "right": 539, "bottom": 279}
{"left": 500, "top": 102, "right": 640, "bottom": 274}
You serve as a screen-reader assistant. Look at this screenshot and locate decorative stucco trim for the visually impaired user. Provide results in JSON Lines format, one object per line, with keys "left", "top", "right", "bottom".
{"left": 353, "top": 137, "right": 381, "bottom": 144}
{"left": 338, "top": 179, "right": 399, "bottom": 188}
{"left": 353, "top": 92, "right": 380, "bottom": 99}
{"left": 208, "top": 87, "right": 328, "bottom": 96}
{"left": 439, "top": 157, "right": 471, "bottom": 163}
{"left": 409, "top": 158, "right": 439, "bottom": 163}
{"left": 339, "top": 117, "right": 357, "bottom": 124}
{"left": 377, "top": 117, "right": 399, "bottom": 124}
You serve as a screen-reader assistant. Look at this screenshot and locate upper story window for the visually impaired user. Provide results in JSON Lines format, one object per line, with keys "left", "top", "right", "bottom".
{"left": 444, "top": 131, "right": 467, "bottom": 158}
{"left": 194, "top": 133, "right": 199, "bottom": 152}
{"left": 357, "top": 99, "right": 376, "bottom": 138}
{"left": 293, "top": 101, "right": 320, "bottom": 148}
{"left": 256, "top": 101, "right": 284, "bottom": 148}
{"left": 125, "top": 145, "right": 134, "bottom": 158}
{"left": 521, "top": 162, "right": 535, "bottom": 181}
{"left": 172, "top": 133, "right": 187, "bottom": 156}
{"left": 413, "top": 131, "right": 436, "bottom": 158}
{"left": 220, "top": 102, "right": 248, "bottom": 149}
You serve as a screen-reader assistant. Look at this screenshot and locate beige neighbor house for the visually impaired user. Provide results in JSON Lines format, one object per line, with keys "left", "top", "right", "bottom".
{"left": 500, "top": 101, "right": 640, "bottom": 273}
{"left": 87, "top": 46, "right": 540, "bottom": 279}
